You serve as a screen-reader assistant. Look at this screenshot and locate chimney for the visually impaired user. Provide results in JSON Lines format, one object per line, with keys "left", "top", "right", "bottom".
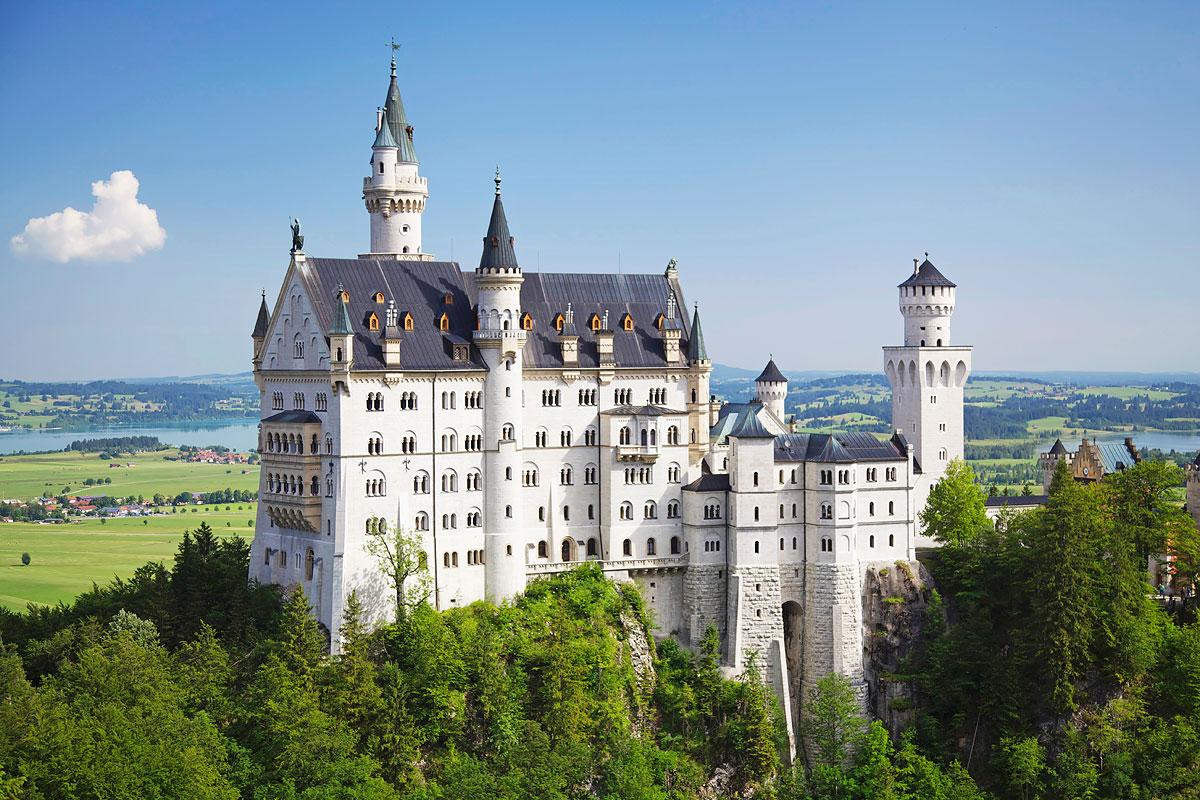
{"left": 596, "top": 308, "right": 615, "bottom": 367}
{"left": 559, "top": 302, "right": 579, "bottom": 367}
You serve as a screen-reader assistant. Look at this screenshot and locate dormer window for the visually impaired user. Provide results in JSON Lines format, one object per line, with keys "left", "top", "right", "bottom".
{"left": 402, "top": 312, "right": 414, "bottom": 331}
{"left": 620, "top": 313, "right": 634, "bottom": 331}
{"left": 553, "top": 313, "right": 564, "bottom": 332}
{"left": 521, "top": 313, "right": 534, "bottom": 331}
{"left": 589, "top": 313, "right": 602, "bottom": 331}
{"left": 654, "top": 312, "right": 665, "bottom": 330}
{"left": 339, "top": 290, "right": 350, "bottom": 303}
{"left": 367, "top": 313, "right": 380, "bottom": 331}
{"left": 438, "top": 312, "right": 450, "bottom": 332}
{"left": 373, "top": 292, "right": 385, "bottom": 304}
{"left": 452, "top": 344, "right": 469, "bottom": 361}
{"left": 444, "top": 292, "right": 454, "bottom": 305}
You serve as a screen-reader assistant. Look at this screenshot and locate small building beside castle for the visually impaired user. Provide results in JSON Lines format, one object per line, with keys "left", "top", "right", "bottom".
{"left": 246, "top": 58, "right": 972, "bottom": 743}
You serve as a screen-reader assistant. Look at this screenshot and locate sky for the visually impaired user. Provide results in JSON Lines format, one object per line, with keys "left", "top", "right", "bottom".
{"left": 0, "top": 1, "right": 1197, "bottom": 381}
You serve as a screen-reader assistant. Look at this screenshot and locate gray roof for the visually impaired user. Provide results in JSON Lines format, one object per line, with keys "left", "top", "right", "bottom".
{"left": 301, "top": 258, "right": 485, "bottom": 371}
{"left": 373, "top": 110, "right": 399, "bottom": 149}
{"left": 711, "top": 401, "right": 788, "bottom": 444}
{"left": 683, "top": 473, "right": 730, "bottom": 493}
{"left": 774, "top": 432, "right": 906, "bottom": 463}
{"left": 729, "top": 407, "right": 776, "bottom": 438}
{"left": 252, "top": 294, "right": 270, "bottom": 338}
{"left": 263, "top": 410, "right": 322, "bottom": 424}
{"left": 603, "top": 404, "right": 688, "bottom": 417}
{"left": 478, "top": 187, "right": 519, "bottom": 270}
{"left": 756, "top": 358, "right": 787, "bottom": 384}
{"left": 383, "top": 65, "right": 417, "bottom": 163}
{"left": 688, "top": 304, "right": 708, "bottom": 361}
{"left": 1048, "top": 438, "right": 1068, "bottom": 456}
{"left": 465, "top": 271, "right": 696, "bottom": 370}
{"left": 1094, "top": 442, "right": 1137, "bottom": 474}
{"left": 330, "top": 291, "right": 354, "bottom": 336}
{"left": 899, "top": 258, "right": 956, "bottom": 288}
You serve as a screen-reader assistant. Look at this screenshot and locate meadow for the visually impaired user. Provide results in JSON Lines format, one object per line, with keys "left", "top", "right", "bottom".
{"left": 0, "top": 505, "right": 254, "bottom": 611}
{"left": 0, "top": 448, "right": 257, "bottom": 500}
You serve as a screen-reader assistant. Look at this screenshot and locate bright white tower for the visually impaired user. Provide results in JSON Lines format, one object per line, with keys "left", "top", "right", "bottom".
{"left": 473, "top": 171, "right": 528, "bottom": 601}
{"left": 883, "top": 256, "right": 972, "bottom": 544}
{"left": 362, "top": 54, "right": 430, "bottom": 259}
{"left": 754, "top": 358, "right": 788, "bottom": 422}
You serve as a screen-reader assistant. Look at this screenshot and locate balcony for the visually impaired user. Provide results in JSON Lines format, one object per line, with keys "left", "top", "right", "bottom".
{"left": 264, "top": 491, "right": 323, "bottom": 533}
{"left": 616, "top": 445, "right": 659, "bottom": 463}
{"left": 526, "top": 554, "right": 687, "bottom": 576}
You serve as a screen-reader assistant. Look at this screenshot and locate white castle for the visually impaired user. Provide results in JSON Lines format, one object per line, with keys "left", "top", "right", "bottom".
{"left": 248, "top": 59, "right": 972, "bottom": 741}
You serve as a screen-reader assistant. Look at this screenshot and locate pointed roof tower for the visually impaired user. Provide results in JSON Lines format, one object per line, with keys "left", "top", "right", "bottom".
{"left": 899, "top": 256, "right": 956, "bottom": 288}
{"left": 329, "top": 285, "right": 354, "bottom": 335}
{"left": 756, "top": 358, "right": 787, "bottom": 384}
{"left": 383, "top": 52, "right": 418, "bottom": 163}
{"left": 252, "top": 291, "right": 270, "bottom": 338}
{"left": 373, "top": 108, "right": 398, "bottom": 149}
{"left": 688, "top": 303, "right": 708, "bottom": 362}
{"left": 478, "top": 170, "right": 519, "bottom": 271}
{"left": 1049, "top": 438, "right": 1069, "bottom": 456}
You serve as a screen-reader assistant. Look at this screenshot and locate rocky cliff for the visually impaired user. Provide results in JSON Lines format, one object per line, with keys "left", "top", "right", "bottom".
{"left": 862, "top": 560, "right": 937, "bottom": 734}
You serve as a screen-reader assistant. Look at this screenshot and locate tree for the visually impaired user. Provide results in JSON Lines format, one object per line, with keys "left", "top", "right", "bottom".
{"left": 920, "top": 459, "right": 991, "bottom": 547}
{"left": 364, "top": 517, "right": 431, "bottom": 623}
{"left": 801, "top": 673, "right": 865, "bottom": 770}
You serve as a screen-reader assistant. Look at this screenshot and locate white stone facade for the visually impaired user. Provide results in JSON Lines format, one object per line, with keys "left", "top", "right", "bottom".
{"left": 246, "top": 65, "right": 969, "bottom": 747}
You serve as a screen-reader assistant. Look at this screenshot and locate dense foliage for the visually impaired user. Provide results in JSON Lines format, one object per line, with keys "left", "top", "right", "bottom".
{"left": 915, "top": 458, "right": 1200, "bottom": 798}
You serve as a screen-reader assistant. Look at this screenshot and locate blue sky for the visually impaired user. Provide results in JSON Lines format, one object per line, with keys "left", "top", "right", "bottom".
{"left": 1, "top": 1, "right": 1196, "bottom": 381}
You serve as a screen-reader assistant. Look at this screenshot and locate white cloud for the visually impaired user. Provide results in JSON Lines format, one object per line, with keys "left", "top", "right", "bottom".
{"left": 10, "top": 170, "right": 166, "bottom": 263}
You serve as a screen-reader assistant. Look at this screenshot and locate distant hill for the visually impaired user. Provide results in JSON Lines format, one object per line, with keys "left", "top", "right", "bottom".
{"left": 711, "top": 363, "right": 1200, "bottom": 388}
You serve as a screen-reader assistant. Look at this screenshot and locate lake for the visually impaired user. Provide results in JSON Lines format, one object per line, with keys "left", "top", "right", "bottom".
{"left": 1039, "top": 430, "right": 1200, "bottom": 456}
{"left": 0, "top": 420, "right": 260, "bottom": 455}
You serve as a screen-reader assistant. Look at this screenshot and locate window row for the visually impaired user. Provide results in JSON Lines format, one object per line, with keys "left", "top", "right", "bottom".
{"left": 264, "top": 431, "right": 320, "bottom": 454}
{"left": 616, "top": 500, "right": 679, "bottom": 520}
{"left": 266, "top": 472, "right": 319, "bottom": 496}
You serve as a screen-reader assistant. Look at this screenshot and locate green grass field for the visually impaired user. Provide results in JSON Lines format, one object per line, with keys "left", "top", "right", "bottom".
{"left": 0, "top": 449, "right": 258, "bottom": 500}
{"left": 0, "top": 505, "right": 255, "bottom": 610}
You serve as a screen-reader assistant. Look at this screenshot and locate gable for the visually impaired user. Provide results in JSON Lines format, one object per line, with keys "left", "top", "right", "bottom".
{"left": 261, "top": 264, "right": 331, "bottom": 371}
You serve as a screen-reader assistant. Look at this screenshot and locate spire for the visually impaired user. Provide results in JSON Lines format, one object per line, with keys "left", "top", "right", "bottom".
{"left": 688, "top": 303, "right": 708, "bottom": 361}
{"left": 899, "top": 256, "right": 956, "bottom": 288}
{"left": 1049, "top": 438, "right": 1068, "bottom": 456}
{"left": 756, "top": 358, "right": 787, "bottom": 384}
{"left": 330, "top": 285, "right": 354, "bottom": 335}
{"left": 252, "top": 291, "right": 269, "bottom": 338}
{"left": 478, "top": 172, "right": 519, "bottom": 270}
{"left": 382, "top": 53, "right": 417, "bottom": 163}
{"left": 373, "top": 108, "right": 398, "bottom": 148}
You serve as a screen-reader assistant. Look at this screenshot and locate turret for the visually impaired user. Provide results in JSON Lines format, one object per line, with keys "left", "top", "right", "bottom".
{"left": 1040, "top": 438, "right": 1071, "bottom": 493}
{"left": 899, "top": 256, "right": 956, "bottom": 347}
{"left": 362, "top": 54, "right": 429, "bottom": 260}
{"left": 251, "top": 291, "right": 270, "bottom": 368}
{"left": 754, "top": 358, "right": 788, "bottom": 423}
{"left": 662, "top": 291, "right": 682, "bottom": 365}
{"left": 473, "top": 171, "right": 527, "bottom": 602}
{"left": 328, "top": 284, "right": 354, "bottom": 387}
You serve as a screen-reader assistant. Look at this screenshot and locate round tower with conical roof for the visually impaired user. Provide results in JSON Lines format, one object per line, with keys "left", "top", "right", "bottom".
{"left": 362, "top": 55, "right": 429, "bottom": 259}
{"left": 754, "top": 358, "right": 788, "bottom": 422}
{"left": 473, "top": 171, "right": 528, "bottom": 602}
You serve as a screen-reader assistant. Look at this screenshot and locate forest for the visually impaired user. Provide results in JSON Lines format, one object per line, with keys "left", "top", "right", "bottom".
{"left": 2, "top": 457, "right": 1200, "bottom": 798}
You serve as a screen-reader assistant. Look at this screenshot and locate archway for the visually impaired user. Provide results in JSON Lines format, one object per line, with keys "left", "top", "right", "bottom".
{"left": 782, "top": 600, "right": 804, "bottom": 736}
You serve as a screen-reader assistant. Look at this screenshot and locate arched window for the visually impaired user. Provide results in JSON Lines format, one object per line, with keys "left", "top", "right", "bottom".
{"left": 368, "top": 312, "right": 379, "bottom": 331}
{"left": 589, "top": 313, "right": 602, "bottom": 331}
{"left": 561, "top": 539, "right": 573, "bottom": 562}
{"left": 538, "top": 540, "right": 548, "bottom": 558}
{"left": 888, "top": 501, "right": 895, "bottom": 515}
{"left": 646, "top": 537, "right": 657, "bottom": 556}
{"left": 402, "top": 312, "right": 414, "bottom": 331}
{"left": 586, "top": 538, "right": 598, "bottom": 557}
{"left": 505, "top": 505, "right": 512, "bottom": 518}
{"left": 623, "top": 539, "right": 632, "bottom": 556}
{"left": 620, "top": 313, "right": 634, "bottom": 331}
{"left": 521, "top": 312, "right": 533, "bottom": 331}
{"left": 644, "top": 501, "right": 657, "bottom": 519}
{"left": 670, "top": 536, "right": 681, "bottom": 555}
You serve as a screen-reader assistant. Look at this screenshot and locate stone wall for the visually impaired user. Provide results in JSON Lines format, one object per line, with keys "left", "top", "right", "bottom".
{"left": 802, "top": 561, "right": 866, "bottom": 705}
{"left": 682, "top": 564, "right": 727, "bottom": 647}
{"left": 861, "top": 560, "right": 936, "bottom": 735}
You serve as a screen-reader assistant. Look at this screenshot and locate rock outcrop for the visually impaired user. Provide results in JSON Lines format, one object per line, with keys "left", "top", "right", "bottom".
{"left": 862, "top": 560, "right": 937, "bottom": 735}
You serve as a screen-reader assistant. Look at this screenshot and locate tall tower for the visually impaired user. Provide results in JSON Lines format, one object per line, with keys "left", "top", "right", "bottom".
{"left": 754, "top": 358, "right": 788, "bottom": 423}
{"left": 883, "top": 257, "right": 972, "bottom": 538}
{"left": 474, "top": 172, "right": 528, "bottom": 601}
{"left": 362, "top": 54, "right": 430, "bottom": 259}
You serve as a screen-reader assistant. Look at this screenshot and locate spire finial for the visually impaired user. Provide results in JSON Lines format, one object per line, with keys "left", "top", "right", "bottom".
{"left": 389, "top": 38, "right": 400, "bottom": 77}
{"left": 494, "top": 166, "right": 501, "bottom": 196}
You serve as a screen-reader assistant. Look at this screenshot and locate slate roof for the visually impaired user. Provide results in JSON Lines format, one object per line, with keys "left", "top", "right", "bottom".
{"left": 899, "top": 258, "right": 956, "bottom": 288}
{"left": 683, "top": 473, "right": 731, "bottom": 493}
{"left": 299, "top": 258, "right": 485, "bottom": 371}
{"left": 383, "top": 64, "right": 417, "bottom": 163}
{"left": 710, "top": 401, "right": 788, "bottom": 444}
{"left": 1049, "top": 438, "right": 1068, "bottom": 456}
{"left": 263, "top": 410, "right": 322, "bottom": 424}
{"left": 252, "top": 294, "right": 270, "bottom": 338}
{"left": 729, "top": 409, "right": 775, "bottom": 438}
{"left": 373, "top": 110, "right": 399, "bottom": 149}
{"left": 1095, "top": 442, "right": 1138, "bottom": 474}
{"left": 687, "top": 305, "right": 708, "bottom": 361}
{"left": 603, "top": 404, "right": 688, "bottom": 417}
{"left": 479, "top": 188, "right": 519, "bottom": 270}
{"left": 465, "top": 271, "right": 695, "bottom": 370}
{"left": 774, "top": 432, "right": 907, "bottom": 463}
{"left": 756, "top": 358, "right": 787, "bottom": 384}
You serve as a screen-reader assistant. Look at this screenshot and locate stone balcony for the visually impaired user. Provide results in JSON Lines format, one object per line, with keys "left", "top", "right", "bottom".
{"left": 526, "top": 554, "right": 687, "bottom": 576}
{"left": 263, "top": 491, "right": 323, "bottom": 534}
{"left": 616, "top": 444, "right": 659, "bottom": 463}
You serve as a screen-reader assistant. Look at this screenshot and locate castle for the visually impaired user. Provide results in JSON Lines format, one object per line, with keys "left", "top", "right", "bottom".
{"left": 247, "top": 59, "right": 972, "bottom": 742}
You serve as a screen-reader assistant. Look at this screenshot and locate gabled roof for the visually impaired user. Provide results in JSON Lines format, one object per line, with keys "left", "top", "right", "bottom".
{"left": 1048, "top": 438, "right": 1068, "bottom": 456}
{"left": 898, "top": 258, "right": 956, "bottom": 288}
{"left": 729, "top": 407, "right": 776, "bottom": 439}
{"left": 774, "top": 432, "right": 907, "bottom": 463}
{"left": 756, "top": 358, "right": 786, "bottom": 384}
{"left": 252, "top": 293, "right": 270, "bottom": 338}
{"left": 710, "top": 401, "right": 788, "bottom": 444}
{"left": 478, "top": 184, "right": 519, "bottom": 270}
{"left": 1095, "top": 442, "right": 1137, "bottom": 474}
{"left": 687, "top": 304, "right": 708, "bottom": 361}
